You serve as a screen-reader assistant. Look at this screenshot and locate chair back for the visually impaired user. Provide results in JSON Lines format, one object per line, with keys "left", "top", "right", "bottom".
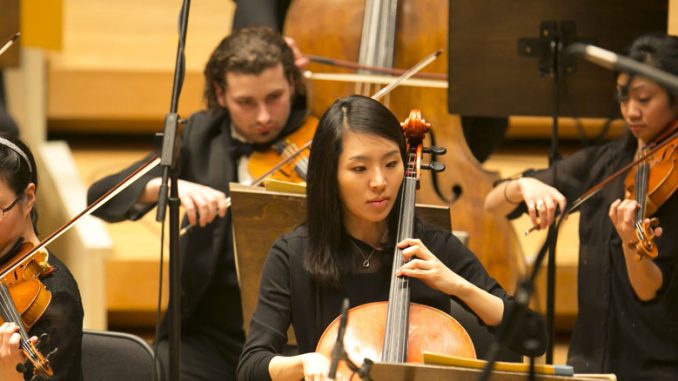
{"left": 82, "top": 329, "right": 155, "bottom": 381}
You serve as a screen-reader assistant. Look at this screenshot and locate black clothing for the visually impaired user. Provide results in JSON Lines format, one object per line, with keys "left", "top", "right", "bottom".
{"left": 0, "top": 249, "right": 84, "bottom": 381}
{"left": 508, "top": 136, "right": 678, "bottom": 380}
{"left": 232, "top": 0, "right": 291, "bottom": 32}
{"left": 31, "top": 253, "right": 84, "bottom": 381}
{"left": 237, "top": 223, "right": 546, "bottom": 381}
{"left": 87, "top": 99, "right": 310, "bottom": 380}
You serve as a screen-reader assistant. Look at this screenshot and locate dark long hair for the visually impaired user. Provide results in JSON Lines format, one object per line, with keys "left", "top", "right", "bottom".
{"left": 203, "top": 27, "right": 304, "bottom": 113}
{"left": 305, "top": 95, "right": 406, "bottom": 287}
{"left": 0, "top": 133, "right": 38, "bottom": 226}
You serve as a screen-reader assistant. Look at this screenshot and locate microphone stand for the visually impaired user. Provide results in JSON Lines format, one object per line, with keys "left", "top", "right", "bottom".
{"left": 518, "top": 20, "right": 579, "bottom": 363}
{"left": 155, "top": 1, "right": 191, "bottom": 380}
{"left": 479, "top": 217, "right": 563, "bottom": 381}
{"left": 328, "top": 298, "right": 350, "bottom": 380}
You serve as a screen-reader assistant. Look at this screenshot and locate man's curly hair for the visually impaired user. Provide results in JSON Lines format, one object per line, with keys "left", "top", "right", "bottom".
{"left": 203, "top": 27, "right": 304, "bottom": 113}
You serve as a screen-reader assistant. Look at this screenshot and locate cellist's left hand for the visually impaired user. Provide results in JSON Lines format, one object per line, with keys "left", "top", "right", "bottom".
{"left": 395, "top": 238, "right": 468, "bottom": 296}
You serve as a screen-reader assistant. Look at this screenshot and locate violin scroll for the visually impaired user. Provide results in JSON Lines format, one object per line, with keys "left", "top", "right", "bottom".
{"left": 630, "top": 218, "right": 660, "bottom": 260}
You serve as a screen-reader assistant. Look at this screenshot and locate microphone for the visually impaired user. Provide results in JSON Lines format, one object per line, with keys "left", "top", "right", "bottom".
{"left": 328, "top": 298, "right": 350, "bottom": 381}
{"left": 567, "top": 42, "right": 678, "bottom": 94}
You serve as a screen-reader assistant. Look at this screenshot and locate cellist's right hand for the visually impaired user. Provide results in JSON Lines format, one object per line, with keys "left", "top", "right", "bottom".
{"left": 141, "top": 178, "right": 229, "bottom": 227}
{"left": 269, "top": 352, "right": 347, "bottom": 381}
{"left": 0, "top": 323, "right": 24, "bottom": 381}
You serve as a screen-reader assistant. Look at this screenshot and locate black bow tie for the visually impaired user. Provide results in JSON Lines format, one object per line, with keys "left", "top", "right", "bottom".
{"left": 229, "top": 140, "right": 270, "bottom": 159}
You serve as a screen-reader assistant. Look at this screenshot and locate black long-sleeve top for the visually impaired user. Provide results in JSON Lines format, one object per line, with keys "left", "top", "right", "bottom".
{"left": 237, "top": 223, "right": 546, "bottom": 381}
{"left": 508, "top": 135, "right": 678, "bottom": 380}
{"left": 30, "top": 253, "right": 84, "bottom": 381}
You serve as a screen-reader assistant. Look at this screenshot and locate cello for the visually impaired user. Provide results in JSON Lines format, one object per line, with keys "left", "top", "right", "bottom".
{"left": 315, "top": 110, "right": 476, "bottom": 379}
{"left": 285, "top": 0, "right": 525, "bottom": 292}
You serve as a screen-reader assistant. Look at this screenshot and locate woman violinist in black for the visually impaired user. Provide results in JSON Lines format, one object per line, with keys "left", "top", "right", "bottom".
{"left": 0, "top": 133, "right": 84, "bottom": 380}
{"left": 485, "top": 33, "right": 678, "bottom": 380}
{"left": 237, "top": 95, "right": 545, "bottom": 381}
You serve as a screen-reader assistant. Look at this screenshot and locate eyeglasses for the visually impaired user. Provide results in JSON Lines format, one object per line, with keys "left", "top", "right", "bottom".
{"left": 0, "top": 193, "right": 24, "bottom": 219}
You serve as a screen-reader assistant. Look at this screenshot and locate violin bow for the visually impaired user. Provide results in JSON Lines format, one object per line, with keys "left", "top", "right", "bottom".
{"left": 307, "top": 54, "right": 447, "bottom": 80}
{"left": 524, "top": 128, "right": 678, "bottom": 236}
{"left": 568, "top": 128, "right": 678, "bottom": 214}
{"left": 0, "top": 33, "right": 20, "bottom": 57}
{"left": 2, "top": 157, "right": 162, "bottom": 276}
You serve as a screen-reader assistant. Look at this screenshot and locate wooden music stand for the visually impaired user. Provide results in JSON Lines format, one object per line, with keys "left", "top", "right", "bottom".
{"left": 229, "top": 183, "right": 451, "bottom": 340}
{"left": 368, "top": 362, "right": 615, "bottom": 381}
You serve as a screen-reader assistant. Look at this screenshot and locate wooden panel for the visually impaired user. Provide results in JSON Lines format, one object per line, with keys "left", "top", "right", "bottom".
{"left": 21, "top": 0, "right": 62, "bottom": 50}
{"left": 47, "top": 69, "right": 205, "bottom": 129}
{"left": 670, "top": 0, "right": 678, "bottom": 35}
{"left": 0, "top": 0, "right": 19, "bottom": 67}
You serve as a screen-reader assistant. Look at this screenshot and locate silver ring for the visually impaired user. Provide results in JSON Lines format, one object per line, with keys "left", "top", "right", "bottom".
{"left": 536, "top": 200, "right": 545, "bottom": 210}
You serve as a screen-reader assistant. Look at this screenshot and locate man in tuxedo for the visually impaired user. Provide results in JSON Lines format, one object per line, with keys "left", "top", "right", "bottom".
{"left": 87, "top": 27, "right": 315, "bottom": 381}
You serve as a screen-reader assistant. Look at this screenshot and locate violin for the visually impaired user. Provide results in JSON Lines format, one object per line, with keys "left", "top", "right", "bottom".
{"left": 315, "top": 110, "right": 475, "bottom": 378}
{"left": 623, "top": 122, "right": 678, "bottom": 260}
{"left": 247, "top": 115, "right": 318, "bottom": 184}
{"left": 0, "top": 240, "right": 56, "bottom": 379}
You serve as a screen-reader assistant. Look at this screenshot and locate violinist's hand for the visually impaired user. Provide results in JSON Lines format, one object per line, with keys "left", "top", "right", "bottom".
{"left": 515, "top": 177, "right": 567, "bottom": 230}
{"left": 284, "top": 37, "right": 310, "bottom": 68}
{"left": 0, "top": 323, "right": 25, "bottom": 381}
{"left": 396, "top": 238, "right": 467, "bottom": 296}
{"left": 142, "top": 178, "right": 229, "bottom": 228}
{"left": 609, "top": 198, "right": 663, "bottom": 248}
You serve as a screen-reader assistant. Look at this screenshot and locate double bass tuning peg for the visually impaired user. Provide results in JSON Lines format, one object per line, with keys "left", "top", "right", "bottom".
{"left": 422, "top": 146, "right": 446, "bottom": 155}
{"left": 421, "top": 161, "right": 445, "bottom": 172}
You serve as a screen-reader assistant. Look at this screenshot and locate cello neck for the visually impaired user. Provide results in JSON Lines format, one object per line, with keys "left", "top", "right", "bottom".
{"left": 382, "top": 138, "right": 419, "bottom": 363}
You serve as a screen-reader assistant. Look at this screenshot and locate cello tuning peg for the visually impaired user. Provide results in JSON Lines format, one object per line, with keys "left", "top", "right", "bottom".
{"left": 422, "top": 146, "right": 446, "bottom": 155}
{"left": 421, "top": 161, "right": 445, "bottom": 172}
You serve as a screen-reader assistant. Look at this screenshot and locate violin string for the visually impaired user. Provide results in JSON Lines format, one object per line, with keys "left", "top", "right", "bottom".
{"left": 0, "top": 283, "right": 34, "bottom": 358}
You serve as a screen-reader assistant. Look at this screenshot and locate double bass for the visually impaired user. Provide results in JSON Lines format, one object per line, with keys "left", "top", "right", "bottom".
{"left": 285, "top": 0, "right": 525, "bottom": 291}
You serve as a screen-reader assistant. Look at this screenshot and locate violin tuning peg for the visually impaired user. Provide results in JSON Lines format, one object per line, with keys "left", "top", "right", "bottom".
{"left": 422, "top": 146, "right": 447, "bottom": 155}
{"left": 421, "top": 161, "right": 445, "bottom": 172}
{"left": 46, "top": 347, "right": 58, "bottom": 361}
{"left": 36, "top": 333, "right": 50, "bottom": 350}
{"left": 16, "top": 360, "right": 30, "bottom": 374}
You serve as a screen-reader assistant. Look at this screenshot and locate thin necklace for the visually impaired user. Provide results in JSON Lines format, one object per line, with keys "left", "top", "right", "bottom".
{"left": 349, "top": 238, "right": 376, "bottom": 268}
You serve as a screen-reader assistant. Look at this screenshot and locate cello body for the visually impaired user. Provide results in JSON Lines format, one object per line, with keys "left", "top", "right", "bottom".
{"left": 316, "top": 302, "right": 476, "bottom": 375}
{"left": 285, "top": 0, "right": 525, "bottom": 291}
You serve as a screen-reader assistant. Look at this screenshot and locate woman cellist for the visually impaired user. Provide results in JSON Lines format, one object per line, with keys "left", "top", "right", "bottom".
{"left": 0, "top": 133, "right": 84, "bottom": 380}
{"left": 237, "top": 95, "right": 545, "bottom": 381}
{"left": 485, "top": 33, "right": 678, "bottom": 380}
